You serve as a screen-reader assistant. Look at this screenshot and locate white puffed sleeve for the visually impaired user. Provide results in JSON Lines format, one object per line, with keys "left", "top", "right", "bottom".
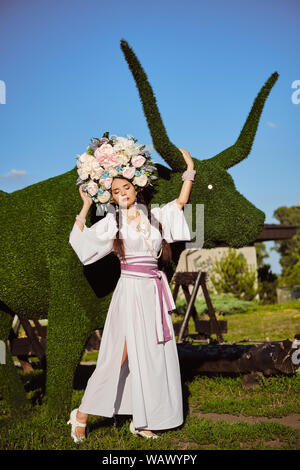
{"left": 69, "top": 213, "right": 117, "bottom": 265}
{"left": 151, "top": 198, "right": 191, "bottom": 243}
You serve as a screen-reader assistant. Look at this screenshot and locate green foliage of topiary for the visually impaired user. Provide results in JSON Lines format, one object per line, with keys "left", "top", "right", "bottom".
{"left": 0, "top": 39, "right": 279, "bottom": 418}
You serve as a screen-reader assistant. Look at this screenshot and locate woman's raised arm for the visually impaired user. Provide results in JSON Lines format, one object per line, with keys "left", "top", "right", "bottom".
{"left": 75, "top": 185, "right": 93, "bottom": 232}
{"left": 175, "top": 148, "right": 195, "bottom": 210}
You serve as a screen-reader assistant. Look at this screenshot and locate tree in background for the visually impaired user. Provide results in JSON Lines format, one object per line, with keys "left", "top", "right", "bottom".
{"left": 255, "top": 242, "right": 278, "bottom": 304}
{"left": 272, "top": 205, "right": 300, "bottom": 286}
{"left": 255, "top": 242, "right": 269, "bottom": 267}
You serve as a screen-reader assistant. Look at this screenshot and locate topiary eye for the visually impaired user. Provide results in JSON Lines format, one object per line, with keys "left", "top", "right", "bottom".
{"left": 208, "top": 184, "right": 213, "bottom": 190}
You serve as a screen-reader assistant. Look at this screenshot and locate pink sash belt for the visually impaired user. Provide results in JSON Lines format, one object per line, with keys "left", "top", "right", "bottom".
{"left": 119, "top": 255, "right": 176, "bottom": 344}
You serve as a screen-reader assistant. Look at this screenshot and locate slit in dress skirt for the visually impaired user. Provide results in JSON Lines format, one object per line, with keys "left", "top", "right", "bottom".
{"left": 112, "top": 335, "right": 131, "bottom": 416}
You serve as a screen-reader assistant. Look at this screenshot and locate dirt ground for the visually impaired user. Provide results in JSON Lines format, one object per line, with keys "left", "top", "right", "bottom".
{"left": 192, "top": 410, "right": 300, "bottom": 431}
{"left": 187, "top": 409, "right": 300, "bottom": 449}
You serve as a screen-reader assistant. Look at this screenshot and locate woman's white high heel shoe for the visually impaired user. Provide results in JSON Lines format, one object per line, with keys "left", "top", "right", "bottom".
{"left": 129, "top": 420, "right": 159, "bottom": 439}
{"left": 67, "top": 408, "right": 88, "bottom": 443}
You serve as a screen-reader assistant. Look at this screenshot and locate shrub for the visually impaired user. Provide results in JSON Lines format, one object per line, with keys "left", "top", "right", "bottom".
{"left": 175, "top": 293, "right": 255, "bottom": 317}
{"left": 209, "top": 248, "right": 259, "bottom": 301}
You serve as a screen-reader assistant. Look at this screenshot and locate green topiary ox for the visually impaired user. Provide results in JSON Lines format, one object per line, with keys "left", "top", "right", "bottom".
{"left": 0, "top": 40, "right": 278, "bottom": 418}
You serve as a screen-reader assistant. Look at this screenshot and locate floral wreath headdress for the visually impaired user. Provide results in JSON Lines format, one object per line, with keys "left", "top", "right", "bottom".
{"left": 75, "top": 131, "right": 158, "bottom": 215}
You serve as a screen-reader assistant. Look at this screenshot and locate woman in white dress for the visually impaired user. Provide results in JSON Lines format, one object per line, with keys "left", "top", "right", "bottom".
{"left": 67, "top": 148, "right": 196, "bottom": 442}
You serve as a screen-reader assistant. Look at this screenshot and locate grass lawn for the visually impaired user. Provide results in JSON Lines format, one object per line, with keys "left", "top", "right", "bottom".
{"left": 1, "top": 298, "right": 300, "bottom": 450}
{"left": 173, "top": 295, "right": 300, "bottom": 343}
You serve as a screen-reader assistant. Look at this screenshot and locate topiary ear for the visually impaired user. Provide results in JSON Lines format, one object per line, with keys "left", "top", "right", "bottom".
{"left": 120, "top": 39, "right": 185, "bottom": 172}
{"left": 120, "top": 39, "right": 279, "bottom": 174}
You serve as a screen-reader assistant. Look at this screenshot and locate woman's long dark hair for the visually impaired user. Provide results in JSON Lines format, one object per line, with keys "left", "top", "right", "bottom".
{"left": 111, "top": 177, "right": 172, "bottom": 265}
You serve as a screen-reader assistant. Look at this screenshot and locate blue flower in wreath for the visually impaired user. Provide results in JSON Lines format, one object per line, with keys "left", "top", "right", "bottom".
{"left": 135, "top": 169, "right": 142, "bottom": 176}
{"left": 100, "top": 171, "right": 110, "bottom": 179}
{"left": 115, "top": 165, "right": 123, "bottom": 173}
{"left": 97, "top": 188, "right": 104, "bottom": 195}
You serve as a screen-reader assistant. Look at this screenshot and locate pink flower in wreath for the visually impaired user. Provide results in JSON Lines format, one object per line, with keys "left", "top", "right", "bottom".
{"left": 87, "top": 181, "right": 98, "bottom": 196}
{"left": 96, "top": 154, "right": 119, "bottom": 170}
{"left": 131, "top": 155, "right": 146, "bottom": 168}
{"left": 122, "top": 166, "right": 136, "bottom": 179}
{"left": 94, "top": 144, "right": 119, "bottom": 169}
{"left": 95, "top": 143, "right": 114, "bottom": 158}
{"left": 103, "top": 177, "right": 113, "bottom": 189}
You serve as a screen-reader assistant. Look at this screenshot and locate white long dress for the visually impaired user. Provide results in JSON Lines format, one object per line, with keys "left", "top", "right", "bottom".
{"left": 69, "top": 198, "right": 191, "bottom": 430}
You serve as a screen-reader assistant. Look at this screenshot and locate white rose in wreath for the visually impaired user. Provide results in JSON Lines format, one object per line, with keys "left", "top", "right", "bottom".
{"left": 77, "top": 168, "right": 90, "bottom": 180}
{"left": 97, "top": 190, "right": 111, "bottom": 203}
{"left": 79, "top": 152, "right": 90, "bottom": 163}
{"left": 133, "top": 174, "right": 148, "bottom": 187}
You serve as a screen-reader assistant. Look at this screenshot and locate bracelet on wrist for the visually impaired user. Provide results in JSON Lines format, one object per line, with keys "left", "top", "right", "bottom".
{"left": 182, "top": 169, "right": 196, "bottom": 181}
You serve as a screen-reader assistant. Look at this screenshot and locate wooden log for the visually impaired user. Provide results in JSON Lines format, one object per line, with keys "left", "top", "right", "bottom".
{"left": 177, "top": 339, "right": 299, "bottom": 376}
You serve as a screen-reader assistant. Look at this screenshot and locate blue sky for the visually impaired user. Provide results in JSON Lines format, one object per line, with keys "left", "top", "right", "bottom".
{"left": 0, "top": 0, "right": 299, "bottom": 274}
